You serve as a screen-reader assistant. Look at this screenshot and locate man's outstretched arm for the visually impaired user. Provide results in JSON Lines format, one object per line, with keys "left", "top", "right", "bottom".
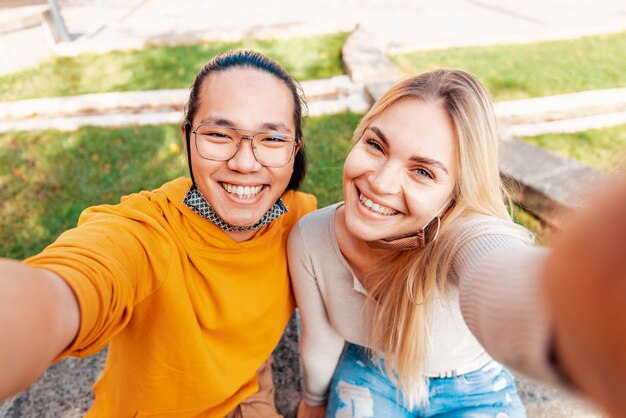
{"left": 0, "top": 259, "right": 79, "bottom": 401}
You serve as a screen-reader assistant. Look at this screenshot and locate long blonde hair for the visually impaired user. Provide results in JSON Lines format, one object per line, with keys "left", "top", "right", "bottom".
{"left": 356, "top": 69, "right": 533, "bottom": 408}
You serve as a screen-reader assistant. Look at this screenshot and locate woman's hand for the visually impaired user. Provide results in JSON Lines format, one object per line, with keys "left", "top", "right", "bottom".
{"left": 296, "top": 400, "right": 327, "bottom": 418}
{"left": 543, "top": 173, "right": 626, "bottom": 417}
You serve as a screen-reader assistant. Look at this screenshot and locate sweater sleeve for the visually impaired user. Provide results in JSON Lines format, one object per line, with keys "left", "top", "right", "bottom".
{"left": 455, "top": 234, "right": 566, "bottom": 387}
{"left": 288, "top": 221, "right": 346, "bottom": 406}
{"left": 24, "top": 201, "right": 171, "bottom": 359}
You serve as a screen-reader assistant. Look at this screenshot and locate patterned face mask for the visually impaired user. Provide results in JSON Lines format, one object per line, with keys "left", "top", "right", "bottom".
{"left": 183, "top": 184, "right": 288, "bottom": 232}
{"left": 366, "top": 200, "right": 452, "bottom": 251}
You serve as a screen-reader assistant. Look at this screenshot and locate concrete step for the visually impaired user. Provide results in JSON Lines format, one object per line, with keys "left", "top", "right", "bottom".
{"left": 0, "top": 76, "right": 371, "bottom": 132}
{"left": 0, "top": 75, "right": 366, "bottom": 120}
{"left": 2, "top": 84, "right": 625, "bottom": 132}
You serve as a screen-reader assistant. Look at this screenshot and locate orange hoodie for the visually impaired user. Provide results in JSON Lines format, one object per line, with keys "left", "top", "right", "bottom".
{"left": 25, "top": 177, "right": 316, "bottom": 417}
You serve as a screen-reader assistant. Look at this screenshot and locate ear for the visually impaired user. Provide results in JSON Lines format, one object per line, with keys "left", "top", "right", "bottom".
{"left": 181, "top": 122, "right": 190, "bottom": 161}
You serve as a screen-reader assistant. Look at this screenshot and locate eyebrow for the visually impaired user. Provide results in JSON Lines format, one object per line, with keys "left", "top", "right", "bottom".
{"left": 367, "top": 126, "right": 449, "bottom": 175}
{"left": 198, "top": 117, "right": 293, "bottom": 135}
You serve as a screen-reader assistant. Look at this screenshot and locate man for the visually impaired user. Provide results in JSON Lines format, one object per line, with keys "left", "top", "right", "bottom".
{"left": 0, "top": 50, "right": 316, "bottom": 417}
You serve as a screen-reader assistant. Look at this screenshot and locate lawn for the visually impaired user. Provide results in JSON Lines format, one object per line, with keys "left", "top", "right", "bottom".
{"left": 392, "top": 32, "right": 626, "bottom": 101}
{"left": 0, "top": 125, "right": 187, "bottom": 259}
{"left": 1, "top": 112, "right": 551, "bottom": 259}
{"left": 0, "top": 113, "right": 360, "bottom": 259}
{"left": 522, "top": 124, "right": 626, "bottom": 173}
{"left": 0, "top": 32, "right": 349, "bottom": 102}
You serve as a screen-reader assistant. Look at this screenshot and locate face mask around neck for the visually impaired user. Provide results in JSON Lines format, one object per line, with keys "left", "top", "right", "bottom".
{"left": 183, "top": 184, "right": 288, "bottom": 232}
{"left": 365, "top": 200, "right": 452, "bottom": 251}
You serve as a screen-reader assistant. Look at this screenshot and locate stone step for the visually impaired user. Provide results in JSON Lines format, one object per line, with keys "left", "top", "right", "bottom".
{"left": 2, "top": 84, "right": 626, "bottom": 131}
{"left": 502, "top": 110, "right": 626, "bottom": 137}
{"left": 495, "top": 88, "right": 626, "bottom": 125}
{"left": 0, "top": 76, "right": 365, "bottom": 121}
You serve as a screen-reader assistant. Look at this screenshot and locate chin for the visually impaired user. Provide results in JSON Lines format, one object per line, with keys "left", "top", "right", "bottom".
{"left": 343, "top": 215, "right": 381, "bottom": 241}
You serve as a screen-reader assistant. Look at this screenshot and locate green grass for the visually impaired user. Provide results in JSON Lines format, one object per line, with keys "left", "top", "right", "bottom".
{"left": 0, "top": 32, "right": 349, "bottom": 101}
{"left": 512, "top": 204, "right": 546, "bottom": 243}
{"left": 0, "top": 112, "right": 548, "bottom": 259}
{"left": 0, "top": 125, "right": 188, "bottom": 259}
{"left": 522, "top": 124, "right": 626, "bottom": 173}
{"left": 0, "top": 113, "right": 361, "bottom": 259}
{"left": 300, "top": 112, "right": 362, "bottom": 207}
{"left": 392, "top": 32, "right": 626, "bottom": 101}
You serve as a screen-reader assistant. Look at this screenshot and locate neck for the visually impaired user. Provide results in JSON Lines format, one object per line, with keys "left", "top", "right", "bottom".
{"left": 334, "top": 205, "right": 391, "bottom": 283}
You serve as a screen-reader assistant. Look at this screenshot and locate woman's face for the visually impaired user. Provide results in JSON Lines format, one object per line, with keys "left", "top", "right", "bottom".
{"left": 342, "top": 98, "right": 459, "bottom": 242}
{"left": 187, "top": 67, "right": 296, "bottom": 228}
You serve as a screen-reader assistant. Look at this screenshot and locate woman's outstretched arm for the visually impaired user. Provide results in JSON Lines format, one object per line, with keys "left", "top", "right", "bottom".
{"left": 543, "top": 173, "right": 626, "bottom": 417}
{"left": 0, "top": 259, "right": 79, "bottom": 401}
{"left": 458, "top": 173, "right": 626, "bottom": 417}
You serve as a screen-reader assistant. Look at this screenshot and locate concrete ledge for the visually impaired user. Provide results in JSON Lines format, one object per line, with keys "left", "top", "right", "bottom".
{"left": 502, "top": 111, "right": 626, "bottom": 137}
{"left": 495, "top": 88, "right": 626, "bottom": 125}
{"left": 342, "top": 24, "right": 398, "bottom": 83}
{"left": 0, "top": 76, "right": 364, "bottom": 121}
{"left": 0, "top": 111, "right": 184, "bottom": 133}
{"left": 364, "top": 80, "right": 395, "bottom": 102}
{"left": 0, "top": 90, "right": 188, "bottom": 120}
{"left": 500, "top": 136, "right": 611, "bottom": 228}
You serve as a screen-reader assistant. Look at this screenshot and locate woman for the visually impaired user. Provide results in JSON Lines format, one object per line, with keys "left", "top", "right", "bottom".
{"left": 0, "top": 50, "right": 316, "bottom": 417}
{"left": 289, "top": 69, "right": 551, "bottom": 417}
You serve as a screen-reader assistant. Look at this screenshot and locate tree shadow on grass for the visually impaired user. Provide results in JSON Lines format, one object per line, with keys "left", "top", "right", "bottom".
{"left": 0, "top": 124, "right": 187, "bottom": 259}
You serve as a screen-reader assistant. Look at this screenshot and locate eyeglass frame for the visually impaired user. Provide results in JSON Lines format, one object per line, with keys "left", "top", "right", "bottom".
{"left": 190, "top": 124, "right": 301, "bottom": 168}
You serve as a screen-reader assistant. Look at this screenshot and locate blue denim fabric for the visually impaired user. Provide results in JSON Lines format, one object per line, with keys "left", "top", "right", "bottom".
{"left": 326, "top": 343, "right": 526, "bottom": 418}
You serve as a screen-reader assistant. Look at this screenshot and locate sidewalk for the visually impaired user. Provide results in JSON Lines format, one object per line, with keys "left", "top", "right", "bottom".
{"left": 55, "top": 0, "right": 626, "bottom": 55}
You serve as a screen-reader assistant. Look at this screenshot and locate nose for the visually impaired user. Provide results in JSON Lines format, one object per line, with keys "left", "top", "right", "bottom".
{"left": 368, "top": 161, "right": 402, "bottom": 196}
{"left": 227, "top": 137, "right": 262, "bottom": 173}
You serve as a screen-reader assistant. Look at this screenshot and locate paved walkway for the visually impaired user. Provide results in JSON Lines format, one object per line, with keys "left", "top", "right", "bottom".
{"left": 55, "top": 0, "right": 626, "bottom": 55}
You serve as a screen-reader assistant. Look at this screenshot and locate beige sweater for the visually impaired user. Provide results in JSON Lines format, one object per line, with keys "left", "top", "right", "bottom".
{"left": 288, "top": 203, "right": 562, "bottom": 406}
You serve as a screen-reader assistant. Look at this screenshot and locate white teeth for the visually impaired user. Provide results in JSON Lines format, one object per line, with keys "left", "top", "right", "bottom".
{"left": 359, "top": 193, "right": 398, "bottom": 216}
{"left": 222, "top": 183, "right": 263, "bottom": 199}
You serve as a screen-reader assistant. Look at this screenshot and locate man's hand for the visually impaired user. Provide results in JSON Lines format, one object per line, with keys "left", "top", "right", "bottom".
{"left": 0, "top": 260, "right": 79, "bottom": 400}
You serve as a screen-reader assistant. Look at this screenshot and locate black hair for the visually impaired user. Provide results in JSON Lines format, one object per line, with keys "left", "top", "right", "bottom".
{"left": 182, "top": 50, "right": 307, "bottom": 191}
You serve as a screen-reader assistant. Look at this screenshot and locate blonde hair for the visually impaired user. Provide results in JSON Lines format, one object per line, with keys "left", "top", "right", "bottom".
{"left": 356, "top": 69, "right": 533, "bottom": 408}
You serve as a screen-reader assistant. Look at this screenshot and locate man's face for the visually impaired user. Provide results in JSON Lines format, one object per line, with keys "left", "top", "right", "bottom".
{"left": 186, "top": 68, "right": 296, "bottom": 236}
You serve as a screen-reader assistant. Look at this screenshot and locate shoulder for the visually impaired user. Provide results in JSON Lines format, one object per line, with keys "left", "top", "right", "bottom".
{"left": 292, "top": 203, "right": 339, "bottom": 236}
{"left": 288, "top": 203, "right": 340, "bottom": 253}
{"left": 283, "top": 190, "right": 318, "bottom": 217}
{"left": 448, "top": 215, "right": 534, "bottom": 280}
{"left": 450, "top": 215, "right": 533, "bottom": 249}
{"left": 77, "top": 178, "right": 189, "bottom": 232}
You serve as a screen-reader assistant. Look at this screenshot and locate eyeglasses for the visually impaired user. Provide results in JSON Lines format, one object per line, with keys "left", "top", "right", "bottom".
{"left": 192, "top": 124, "right": 299, "bottom": 168}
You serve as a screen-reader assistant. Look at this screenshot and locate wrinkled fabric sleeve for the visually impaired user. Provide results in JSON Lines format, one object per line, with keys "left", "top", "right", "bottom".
{"left": 288, "top": 221, "right": 345, "bottom": 406}
{"left": 455, "top": 234, "right": 565, "bottom": 387}
{"left": 25, "top": 205, "right": 171, "bottom": 359}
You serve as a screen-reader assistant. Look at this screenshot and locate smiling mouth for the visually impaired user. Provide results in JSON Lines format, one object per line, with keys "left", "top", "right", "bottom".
{"left": 221, "top": 182, "right": 264, "bottom": 199}
{"left": 358, "top": 192, "right": 399, "bottom": 216}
